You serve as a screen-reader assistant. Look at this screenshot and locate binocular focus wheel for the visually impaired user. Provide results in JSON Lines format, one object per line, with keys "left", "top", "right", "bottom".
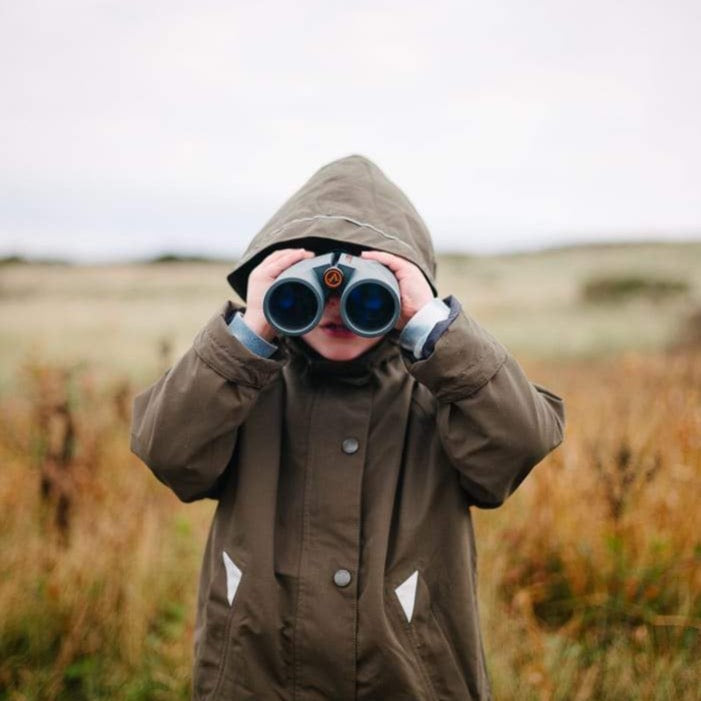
{"left": 323, "top": 267, "right": 344, "bottom": 289}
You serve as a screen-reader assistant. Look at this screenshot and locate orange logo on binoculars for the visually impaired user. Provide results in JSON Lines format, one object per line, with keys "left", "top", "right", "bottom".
{"left": 323, "top": 267, "right": 344, "bottom": 289}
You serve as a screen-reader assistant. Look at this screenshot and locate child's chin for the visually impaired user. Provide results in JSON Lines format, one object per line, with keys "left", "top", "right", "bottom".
{"left": 320, "top": 348, "right": 365, "bottom": 362}
{"left": 312, "top": 342, "right": 365, "bottom": 362}
{"left": 303, "top": 335, "right": 377, "bottom": 362}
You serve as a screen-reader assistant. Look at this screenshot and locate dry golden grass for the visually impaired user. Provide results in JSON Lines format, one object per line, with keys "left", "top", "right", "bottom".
{"left": 0, "top": 247, "right": 700, "bottom": 699}
{"left": 477, "top": 350, "right": 701, "bottom": 699}
{"left": 0, "top": 363, "right": 213, "bottom": 699}
{"left": 1, "top": 351, "right": 698, "bottom": 700}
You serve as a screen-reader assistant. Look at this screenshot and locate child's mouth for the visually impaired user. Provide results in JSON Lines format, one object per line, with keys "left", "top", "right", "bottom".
{"left": 320, "top": 322, "right": 355, "bottom": 338}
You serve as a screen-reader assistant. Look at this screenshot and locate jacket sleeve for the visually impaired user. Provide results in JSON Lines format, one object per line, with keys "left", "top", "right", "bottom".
{"left": 403, "top": 299, "right": 565, "bottom": 509}
{"left": 130, "top": 301, "right": 285, "bottom": 502}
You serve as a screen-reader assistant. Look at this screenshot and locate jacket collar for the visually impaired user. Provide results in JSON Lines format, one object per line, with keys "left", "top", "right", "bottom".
{"left": 281, "top": 331, "right": 402, "bottom": 385}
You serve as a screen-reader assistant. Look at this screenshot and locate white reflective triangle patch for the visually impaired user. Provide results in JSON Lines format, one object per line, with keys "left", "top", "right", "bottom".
{"left": 222, "top": 551, "right": 242, "bottom": 606}
{"left": 395, "top": 570, "right": 419, "bottom": 622}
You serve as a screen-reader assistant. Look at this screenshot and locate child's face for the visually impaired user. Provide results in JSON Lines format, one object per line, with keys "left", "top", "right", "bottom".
{"left": 301, "top": 295, "right": 385, "bottom": 361}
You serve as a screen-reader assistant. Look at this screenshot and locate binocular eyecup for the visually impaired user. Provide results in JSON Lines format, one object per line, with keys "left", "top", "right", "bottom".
{"left": 263, "top": 252, "right": 400, "bottom": 338}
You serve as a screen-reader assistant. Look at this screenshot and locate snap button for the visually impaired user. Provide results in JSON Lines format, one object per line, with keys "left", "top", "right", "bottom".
{"left": 333, "top": 569, "right": 352, "bottom": 587}
{"left": 342, "top": 437, "right": 359, "bottom": 454}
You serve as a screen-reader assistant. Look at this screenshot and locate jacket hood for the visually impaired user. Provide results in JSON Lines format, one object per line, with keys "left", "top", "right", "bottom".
{"left": 227, "top": 154, "right": 437, "bottom": 300}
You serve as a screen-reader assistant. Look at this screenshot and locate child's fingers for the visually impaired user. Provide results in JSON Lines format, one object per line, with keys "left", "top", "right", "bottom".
{"left": 257, "top": 248, "right": 314, "bottom": 279}
{"left": 260, "top": 248, "right": 307, "bottom": 265}
{"left": 360, "top": 250, "right": 411, "bottom": 277}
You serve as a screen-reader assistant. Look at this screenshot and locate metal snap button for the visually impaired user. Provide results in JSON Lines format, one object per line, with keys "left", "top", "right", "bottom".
{"left": 342, "top": 437, "right": 359, "bottom": 454}
{"left": 333, "top": 569, "right": 352, "bottom": 587}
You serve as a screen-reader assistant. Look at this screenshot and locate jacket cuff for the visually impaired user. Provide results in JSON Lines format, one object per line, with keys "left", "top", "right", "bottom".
{"left": 227, "top": 311, "right": 278, "bottom": 358}
{"left": 398, "top": 297, "right": 451, "bottom": 358}
{"left": 404, "top": 298, "right": 508, "bottom": 401}
{"left": 193, "top": 301, "right": 285, "bottom": 387}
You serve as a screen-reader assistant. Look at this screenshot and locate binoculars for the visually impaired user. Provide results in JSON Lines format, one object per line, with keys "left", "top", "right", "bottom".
{"left": 263, "top": 252, "right": 400, "bottom": 337}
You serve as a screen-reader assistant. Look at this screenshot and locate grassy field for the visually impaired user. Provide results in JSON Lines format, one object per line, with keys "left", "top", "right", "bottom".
{"left": 1, "top": 241, "right": 700, "bottom": 390}
{"left": 1, "top": 242, "right": 700, "bottom": 699}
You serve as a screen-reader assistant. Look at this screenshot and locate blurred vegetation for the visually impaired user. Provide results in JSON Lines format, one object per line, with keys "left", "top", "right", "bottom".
{"left": 480, "top": 351, "right": 701, "bottom": 699}
{"left": 1, "top": 350, "right": 699, "bottom": 699}
{"left": 0, "top": 255, "right": 69, "bottom": 267}
{"left": 0, "top": 362, "right": 200, "bottom": 700}
{"left": 581, "top": 275, "right": 689, "bottom": 304}
{"left": 145, "top": 254, "right": 229, "bottom": 265}
{"left": 673, "top": 306, "right": 701, "bottom": 350}
{"left": 1, "top": 242, "right": 700, "bottom": 392}
{"left": 0, "top": 255, "right": 29, "bottom": 266}
{"left": 0, "top": 242, "right": 700, "bottom": 699}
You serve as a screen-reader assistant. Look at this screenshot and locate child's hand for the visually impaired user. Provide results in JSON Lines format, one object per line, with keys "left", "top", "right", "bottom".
{"left": 360, "top": 250, "right": 434, "bottom": 330}
{"left": 243, "top": 248, "right": 315, "bottom": 340}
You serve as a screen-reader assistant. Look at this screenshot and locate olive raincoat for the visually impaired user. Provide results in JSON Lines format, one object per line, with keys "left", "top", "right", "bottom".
{"left": 131, "top": 155, "right": 565, "bottom": 700}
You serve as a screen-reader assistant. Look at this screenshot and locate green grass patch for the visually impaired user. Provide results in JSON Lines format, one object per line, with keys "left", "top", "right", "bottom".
{"left": 581, "top": 275, "right": 690, "bottom": 303}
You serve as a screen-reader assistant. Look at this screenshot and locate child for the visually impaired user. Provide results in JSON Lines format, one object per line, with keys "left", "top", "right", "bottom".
{"left": 131, "top": 155, "right": 565, "bottom": 700}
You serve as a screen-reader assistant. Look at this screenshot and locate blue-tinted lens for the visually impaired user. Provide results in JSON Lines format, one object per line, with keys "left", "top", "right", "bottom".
{"left": 345, "top": 283, "right": 395, "bottom": 332}
{"left": 267, "top": 282, "right": 319, "bottom": 331}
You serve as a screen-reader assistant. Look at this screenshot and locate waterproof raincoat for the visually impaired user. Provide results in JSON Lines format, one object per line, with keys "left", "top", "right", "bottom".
{"left": 131, "top": 155, "right": 565, "bottom": 700}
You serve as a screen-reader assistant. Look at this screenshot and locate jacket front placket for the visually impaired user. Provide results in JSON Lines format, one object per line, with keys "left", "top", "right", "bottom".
{"left": 293, "top": 375, "right": 373, "bottom": 701}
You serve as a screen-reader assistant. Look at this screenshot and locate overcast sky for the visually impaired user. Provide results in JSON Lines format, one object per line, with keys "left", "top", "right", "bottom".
{"left": 1, "top": 0, "right": 700, "bottom": 261}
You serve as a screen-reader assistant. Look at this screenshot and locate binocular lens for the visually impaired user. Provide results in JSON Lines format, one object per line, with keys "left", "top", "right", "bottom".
{"left": 263, "top": 251, "right": 401, "bottom": 337}
{"left": 266, "top": 282, "right": 319, "bottom": 333}
{"left": 345, "top": 283, "right": 396, "bottom": 333}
